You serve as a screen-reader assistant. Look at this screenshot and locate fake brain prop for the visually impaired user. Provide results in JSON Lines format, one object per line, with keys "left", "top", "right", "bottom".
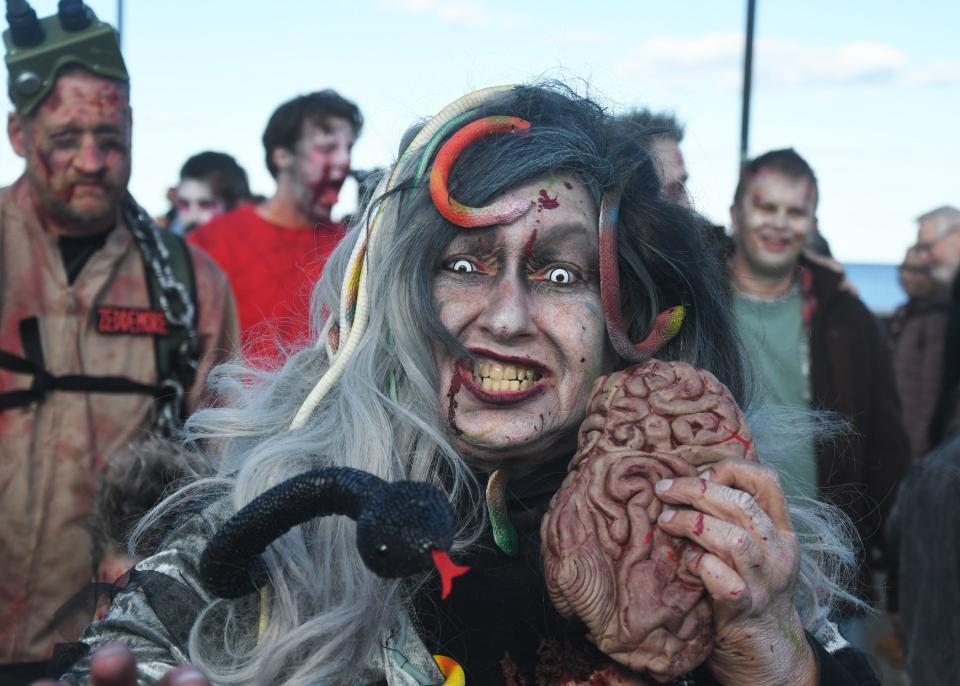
{"left": 541, "top": 359, "right": 757, "bottom": 683}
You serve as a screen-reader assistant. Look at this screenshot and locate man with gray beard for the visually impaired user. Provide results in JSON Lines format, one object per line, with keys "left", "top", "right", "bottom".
{"left": 915, "top": 206, "right": 960, "bottom": 446}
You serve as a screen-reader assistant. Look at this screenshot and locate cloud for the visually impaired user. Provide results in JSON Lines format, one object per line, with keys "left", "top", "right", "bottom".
{"left": 543, "top": 29, "right": 613, "bottom": 47}
{"left": 764, "top": 40, "right": 906, "bottom": 85}
{"left": 616, "top": 33, "right": 948, "bottom": 90}
{"left": 900, "top": 58, "right": 960, "bottom": 87}
{"left": 378, "top": 0, "right": 526, "bottom": 30}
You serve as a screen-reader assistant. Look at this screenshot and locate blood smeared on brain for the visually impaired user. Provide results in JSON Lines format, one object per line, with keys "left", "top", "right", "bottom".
{"left": 541, "top": 359, "right": 756, "bottom": 682}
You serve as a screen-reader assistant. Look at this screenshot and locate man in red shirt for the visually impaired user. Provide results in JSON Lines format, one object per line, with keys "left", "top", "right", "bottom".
{"left": 190, "top": 90, "right": 362, "bottom": 363}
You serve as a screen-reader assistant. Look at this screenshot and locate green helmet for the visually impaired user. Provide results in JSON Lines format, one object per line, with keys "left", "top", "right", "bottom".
{"left": 4, "top": 0, "right": 128, "bottom": 115}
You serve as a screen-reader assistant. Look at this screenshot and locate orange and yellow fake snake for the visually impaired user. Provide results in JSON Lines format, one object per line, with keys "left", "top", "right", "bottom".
{"left": 428, "top": 116, "right": 533, "bottom": 228}
{"left": 599, "top": 182, "right": 685, "bottom": 362}
{"left": 434, "top": 654, "right": 465, "bottom": 686}
{"left": 430, "top": 115, "right": 686, "bottom": 362}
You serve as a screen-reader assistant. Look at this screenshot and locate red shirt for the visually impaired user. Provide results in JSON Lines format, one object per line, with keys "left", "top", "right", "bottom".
{"left": 189, "top": 204, "right": 343, "bottom": 363}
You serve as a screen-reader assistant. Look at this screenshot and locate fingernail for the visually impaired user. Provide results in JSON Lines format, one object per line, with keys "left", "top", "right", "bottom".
{"left": 684, "top": 544, "right": 701, "bottom": 560}
{"left": 173, "top": 669, "right": 207, "bottom": 686}
{"left": 93, "top": 643, "right": 128, "bottom": 659}
{"left": 655, "top": 479, "right": 673, "bottom": 492}
{"left": 700, "top": 469, "right": 714, "bottom": 481}
{"left": 659, "top": 507, "right": 676, "bottom": 523}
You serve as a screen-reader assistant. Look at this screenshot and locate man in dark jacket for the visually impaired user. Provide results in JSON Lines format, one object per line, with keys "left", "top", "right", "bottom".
{"left": 889, "top": 239, "right": 952, "bottom": 461}
{"left": 728, "top": 149, "right": 910, "bottom": 645}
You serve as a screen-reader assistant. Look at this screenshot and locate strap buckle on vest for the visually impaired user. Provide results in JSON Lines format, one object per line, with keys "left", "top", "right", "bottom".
{"left": 0, "top": 317, "right": 167, "bottom": 412}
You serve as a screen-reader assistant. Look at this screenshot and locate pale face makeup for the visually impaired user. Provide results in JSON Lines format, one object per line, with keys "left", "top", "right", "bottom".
{"left": 732, "top": 170, "right": 816, "bottom": 281}
{"left": 649, "top": 137, "right": 690, "bottom": 207}
{"left": 433, "top": 175, "right": 616, "bottom": 475}
{"left": 174, "top": 178, "right": 225, "bottom": 232}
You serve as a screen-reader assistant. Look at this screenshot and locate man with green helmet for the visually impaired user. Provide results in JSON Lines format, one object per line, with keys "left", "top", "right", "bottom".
{"left": 0, "top": 1, "right": 237, "bottom": 672}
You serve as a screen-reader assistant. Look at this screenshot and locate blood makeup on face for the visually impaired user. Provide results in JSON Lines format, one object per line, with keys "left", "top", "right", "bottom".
{"left": 291, "top": 117, "right": 355, "bottom": 222}
{"left": 537, "top": 189, "right": 560, "bottom": 210}
{"left": 20, "top": 72, "right": 131, "bottom": 234}
{"left": 434, "top": 175, "right": 616, "bottom": 472}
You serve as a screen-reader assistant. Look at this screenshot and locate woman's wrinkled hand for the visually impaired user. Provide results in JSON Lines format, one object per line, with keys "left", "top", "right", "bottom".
{"left": 32, "top": 642, "right": 209, "bottom": 686}
{"left": 654, "top": 459, "right": 817, "bottom": 686}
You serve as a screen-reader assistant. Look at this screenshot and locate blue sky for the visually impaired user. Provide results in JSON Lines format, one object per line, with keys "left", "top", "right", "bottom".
{"left": 3, "top": 0, "right": 957, "bottom": 263}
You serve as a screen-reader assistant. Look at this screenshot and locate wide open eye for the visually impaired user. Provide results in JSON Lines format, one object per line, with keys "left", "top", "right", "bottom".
{"left": 547, "top": 267, "right": 575, "bottom": 284}
{"left": 450, "top": 259, "right": 476, "bottom": 274}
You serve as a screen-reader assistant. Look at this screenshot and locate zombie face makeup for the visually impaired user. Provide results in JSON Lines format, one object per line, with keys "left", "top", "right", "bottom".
{"left": 174, "top": 178, "right": 225, "bottom": 233}
{"left": 732, "top": 169, "right": 816, "bottom": 280}
{"left": 433, "top": 175, "right": 616, "bottom": 474}
{"left": 8, "top": 70, "right": 132, "bottom": 236}
{"left": 289, "top": 116, "right": 355, "bottom": 223}
{"left": 649, "top": 137, "right": 690, "bottom": 208}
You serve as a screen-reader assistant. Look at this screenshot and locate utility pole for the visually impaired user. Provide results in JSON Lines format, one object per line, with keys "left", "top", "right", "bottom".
{"left": 739, "top": 0, "right": 756, "bottom": 163}
{"left": 116, "top": 0, "right": 123, "bottom": 49}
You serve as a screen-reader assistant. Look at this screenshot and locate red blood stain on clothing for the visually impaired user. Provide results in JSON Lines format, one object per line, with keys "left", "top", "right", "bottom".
{"left": 537, "top": 189, "right": 559, "bottom": 210}
{"left": 693, "top": 513, "right": 705, "bottom": 536}
{"left": 643, "top": 530, "right": 654, "bottom": 545}
{"left": 521, "top": 228, "right": 538, "bottom": 262}
{"left": 6, "top": 593, "right": 26, "bottom": 635}
{"left": 563, "top": 181, "right": 573, "bottom": 190}
{"left": 446, "top": 373, "right": 463, "bottom": 436}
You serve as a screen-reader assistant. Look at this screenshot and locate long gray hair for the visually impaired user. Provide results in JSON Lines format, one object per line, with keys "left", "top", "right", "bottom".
{"left": 135, "top": 84, "right": 859, "bottom": 685}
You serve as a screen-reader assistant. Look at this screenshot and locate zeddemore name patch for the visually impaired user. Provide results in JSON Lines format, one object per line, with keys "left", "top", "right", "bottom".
{"left": 96, "top": 306, "right": 169, "bottom": 336}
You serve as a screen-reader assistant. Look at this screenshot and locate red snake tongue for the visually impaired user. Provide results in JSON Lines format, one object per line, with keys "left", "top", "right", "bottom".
{"left": 431, "top": 549, "right": 470, "bottom": 600}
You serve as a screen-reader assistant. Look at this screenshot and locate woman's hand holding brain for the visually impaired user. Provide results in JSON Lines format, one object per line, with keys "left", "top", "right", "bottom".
{"left": 541, "top": 359, "right": 758, "bottom": 682}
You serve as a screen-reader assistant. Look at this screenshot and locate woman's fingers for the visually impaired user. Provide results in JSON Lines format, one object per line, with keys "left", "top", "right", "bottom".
{"left": 89, "top": 642, "right": 138, "bottom": 686}
{"left": 156, "top": 666, "right": 210, "bottom": 686}
{"left": 681, "top": 548, "right": 752, "bottom": 613}
{"left": 655, "top": 460, "right": 800, "bottom": 595}
{"left": 654, "top": 476, "right": 780, "bottom": 554}
{"left": 704, "top": 460, "right": 792, "bottom": 531}
{"left": 658, "top": 507, "right": 771, "bottom": 587}
{"left": 655, "top": 461, "right": 791, "bottom": 535}
{"left": 84, "top": 642, "right": 210, "bottom": 686}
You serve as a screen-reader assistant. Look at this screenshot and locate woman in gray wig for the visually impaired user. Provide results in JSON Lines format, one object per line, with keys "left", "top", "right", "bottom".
{"left": 59, "top": 85, "right": 877, "bottom": 686}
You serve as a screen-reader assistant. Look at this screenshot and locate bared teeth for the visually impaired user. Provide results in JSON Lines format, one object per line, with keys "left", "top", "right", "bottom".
{"left": 473, "top": 359, "right": 541, "bottom": 392}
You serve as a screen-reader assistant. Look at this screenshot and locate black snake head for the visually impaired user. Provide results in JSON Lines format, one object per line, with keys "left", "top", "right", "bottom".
{"left": 357, "top": 481, "right": 462, "bottom": 582}
{"left": 201, "top": 468, "right": 469, "bottom": 600}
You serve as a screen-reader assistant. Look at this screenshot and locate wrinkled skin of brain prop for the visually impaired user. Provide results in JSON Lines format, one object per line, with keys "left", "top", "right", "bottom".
{"left": 541, "top": 359, "right": 757, "bottom": 683}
